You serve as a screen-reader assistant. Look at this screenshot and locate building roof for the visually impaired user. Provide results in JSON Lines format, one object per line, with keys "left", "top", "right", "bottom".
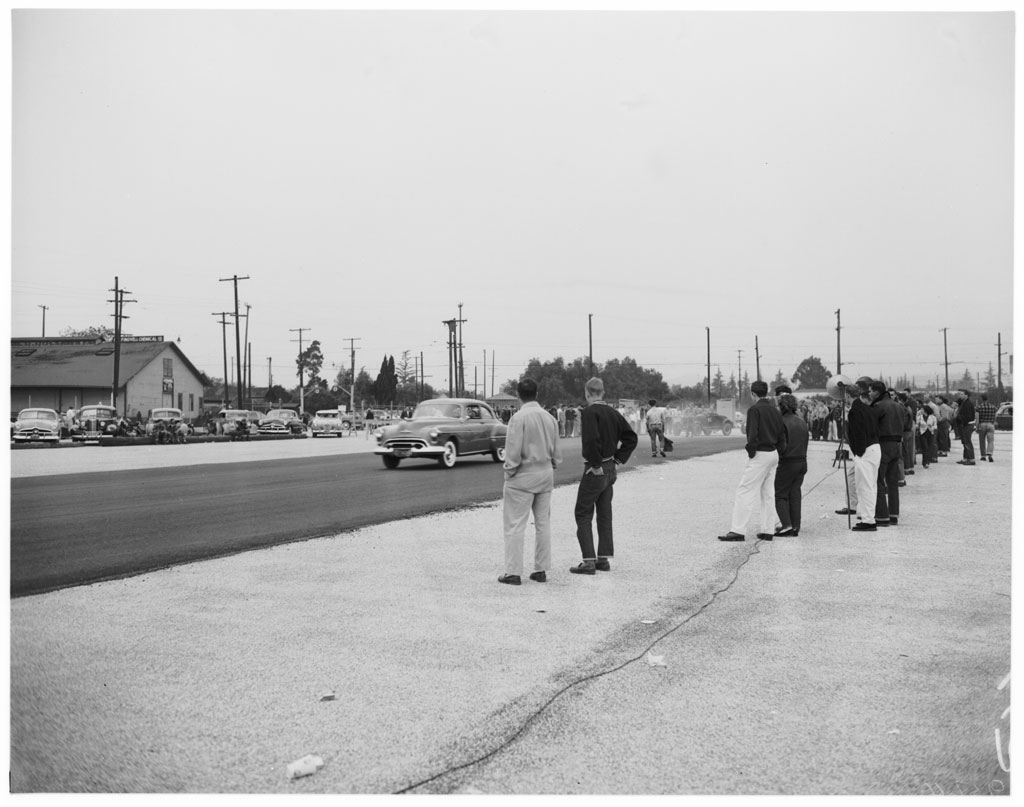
{"left": 11, "top": 338, "right": 205, "bottom": 388}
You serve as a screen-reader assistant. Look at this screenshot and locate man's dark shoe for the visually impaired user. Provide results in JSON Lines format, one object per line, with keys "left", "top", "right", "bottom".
{"left": 958, "top": 460, "right": 976, "bottom": 466}
{"left": 498, "top": 574, "right": 522, "bottom": 586}
{"left": 875, "top": 521, "right": 890, "bottom": 527}
{"left": 774, "top": 526, "right": 795, "bottom": 537}
{"left": 851, "top": 522, "right": 877, "bottom": 532}
{"left": 570, "top": 561, "right": 596, "bottom": 575}
{"left": 659, "top": 451, "right": 666, "bottom": 457}
{"left": 594, "top": 558, "right": 611, "bottom": 572}
{"left": 756, "top": 533, "right": 774, "bottom": 541}
{"left": 835, "top": 507, "right": 856, "bottom": 515}
{"left": 717, "top": 532, "right": 745, "bottom": 542}
{"left": 651, "top": 452, "right": 657, "bottom": 458}
{"left": 889, "top": 516, "right": 898, "bottom": 525}
{"left": 905, "top": 469, "right": 915, "bottom": 475}
{"left": 898, "top": 481, "right": 907, "bottom": 487}
{"left": 989, "top": 456, "right": 994, "bottom": 462}
{"left": 938, "top": 452, "right": 948, "bottom": 457}
{"left": 528, "top": 571, "right": 547, "bottom": 583}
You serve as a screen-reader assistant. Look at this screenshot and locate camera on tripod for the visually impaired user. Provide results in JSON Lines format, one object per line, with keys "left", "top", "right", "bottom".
{"left": 834, "top": 448, "right": 849, "bottom": 461}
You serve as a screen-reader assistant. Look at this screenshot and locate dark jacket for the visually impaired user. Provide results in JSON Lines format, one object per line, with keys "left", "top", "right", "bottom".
{"left": 580, "top": 401, "right": 638, "bottom": 468}
{"left": 779, "top": 412, "right": 809, "bottom": 462}
{"left": 847, "top": 398, "right": 879, "bottom": 457}
{"left": 745, "top": 397, "right": 787, "bottom": 458}
{"left": 955, "top": 397, "right": 976, "bottom": 427}
{"left": 872, "top": 391, "right": 904, "bottom": 440}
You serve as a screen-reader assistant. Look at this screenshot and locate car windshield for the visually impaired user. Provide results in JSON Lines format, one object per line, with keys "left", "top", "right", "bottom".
{"left": 152, "top": 410, "right": 180, "bottom": 419}
{"left": 265, "top": 410, "right": 296, "bottom": 419}
{"left": 20, "top": 409, "right": 57, "bottom": 422}
{"left": 81, "top": 407, "right": 115, "bottom": 418}
{"left": 413, "top": 402, "right": 462, "bottom": 419}
{"left": 315, "top": 412, "right": 338, "bottom": 419}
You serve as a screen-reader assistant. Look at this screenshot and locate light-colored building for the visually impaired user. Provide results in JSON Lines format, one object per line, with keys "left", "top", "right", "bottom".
{"left": 11, "top": 336, "right": 207, "bottom": 421}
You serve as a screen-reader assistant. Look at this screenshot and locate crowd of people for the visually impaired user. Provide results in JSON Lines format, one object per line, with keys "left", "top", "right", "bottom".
{"left": 496, "top": 373, "right": 1001, "bottom": 585}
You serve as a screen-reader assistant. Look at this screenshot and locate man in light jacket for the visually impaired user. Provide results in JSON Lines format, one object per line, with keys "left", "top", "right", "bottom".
{"left": 498, "top": 378, "right": 562, "bottom": 586}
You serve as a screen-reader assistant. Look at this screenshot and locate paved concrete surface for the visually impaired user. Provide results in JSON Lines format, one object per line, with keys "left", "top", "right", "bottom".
{"left": 7, "top": 432, "right": 1014, "bottom": 794}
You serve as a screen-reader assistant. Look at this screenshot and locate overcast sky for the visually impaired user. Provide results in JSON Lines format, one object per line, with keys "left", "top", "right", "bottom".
{"left": 8, "top": 5, "right": 1016, "bottom": 394}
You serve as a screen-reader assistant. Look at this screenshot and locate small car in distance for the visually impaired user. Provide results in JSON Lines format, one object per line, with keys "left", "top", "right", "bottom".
{"left": 996, "top": 402, "right": 1013, "bottom": 431}
{"left": 214, "top": 409, "right": 258, "bottom": 437}
{"left": 311, "top": 409, "right": 344, "bottom": 437}
{"left": 681, "top": 411, "right": 735, "bottom": 436}
{"left": 71, "top": 404, "right": 119, "bottom": 442}
{"left": 147, "top": 407, "right": 187, "bottom": 443}
{"left": 12, "top": 408, "right": 62, "bottom": 444}
{"left": 374, "top": 398, "right": 508, "bottom": 469}
{"left": 258, "top": 408, "right": 307, "bottom": 436}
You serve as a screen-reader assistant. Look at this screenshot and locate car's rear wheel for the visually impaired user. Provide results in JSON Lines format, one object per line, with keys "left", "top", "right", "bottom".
{"left": 382, "top": 455, "right": 401, "bottom": 469}
{"left": 721, "top": 421, "right": 733, "bottom": 436}
{"left": 492, "top": 445, "right": 506, "bottom": 463}
{"left": 438, "top": 440, "right": 458, "bottom": 468}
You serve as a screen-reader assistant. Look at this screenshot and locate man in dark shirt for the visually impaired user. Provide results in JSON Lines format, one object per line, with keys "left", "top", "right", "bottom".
{"left": 870, "top": 381, "right": 904, "bottom": 527}
{"left": 975, "top": 393, "right": 997, "bottom": 462}
{"left": 718, "top": 380, "right": 786, "bottom": 542}
{"left": 570, "top": 377, "right": 638, "bottom": 575}
{"left": 846, "top": 379, "right": 881, "bottom": 531}
{"left": 955, "top": 389, "right": 977, "bottom": 465}
{"left": 774, "top": 393, "right": 808, "bottom": 537}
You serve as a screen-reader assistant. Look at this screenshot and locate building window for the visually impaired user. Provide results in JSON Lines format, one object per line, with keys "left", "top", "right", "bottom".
{"left": 199, "top": 396, "right": 204, "bottom": 410}
{"left": 189, "top": 393, "right": 195, "bottom": 413}
{"left": 178, "top": 393, "right": 183, "bottom": 410}
{"left": 163, "top": 358, "right": 173, "bottom": 378}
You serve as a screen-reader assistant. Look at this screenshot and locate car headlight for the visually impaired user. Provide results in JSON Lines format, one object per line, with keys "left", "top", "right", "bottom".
{"left": 428, "top": 429, "right": 439, "bottom": 442}
{"left": 374, "top": 428, "right": 384, "bottom": 440}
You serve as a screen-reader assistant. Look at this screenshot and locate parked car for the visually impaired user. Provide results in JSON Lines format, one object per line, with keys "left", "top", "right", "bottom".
{"left": 12, "top": 408, "right": 62, "bottom": 444}
{"left": 71, "top": 404, "right": 119, "bottom": 442}
{"left": 214, "top": 409, "right": 259, "bottom": 437}
{"left": 311, "top": 409, "right": 345, "bottom": 437}
{"left": 258, "top": 408, "right": 307, "bottom": 436}
{"left": 374, "top": 398, "right": 508, "bottom": 469}
{"left": 995, "top": 402, "right": 1013, "bottom": 431}
{"left": 147, "top": 407, "right": 187, "bottom": 444}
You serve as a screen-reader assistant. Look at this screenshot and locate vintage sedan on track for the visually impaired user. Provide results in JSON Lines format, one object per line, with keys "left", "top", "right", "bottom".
{"left": 12, "top": 408, "right": 62, "bottom": 444}
{"left": 374, "top": 398, "right": 507, "bottom": 469}
{"left": 258, "top": 408, "right": 307, "bottom": 436}
{"left": 71, "top": 404, "right": 119, "bottom": 442}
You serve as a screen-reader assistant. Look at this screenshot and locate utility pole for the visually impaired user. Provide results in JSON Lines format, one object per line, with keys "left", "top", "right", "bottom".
{"left": 754, "top": 335, "right": 761, "bottom": 381}
{"left": 457, "top": 303, "right": 467, "bottom": 396}
{"left": 442, "top": 318, "right": 457, "bottom": 396}
{"left": 268, "top": 356, "right": 273, "bottom": 390}
{"left": 345, "top": 337, "right": 361, "bottom": 415}
{"left": 835, "top": 309, "right": 842, "bottom": 375}
{"left": 241, "top": 303, "right": 251, "bottom": 398}
{"left": 706, "top": 326, "right": 711, "bottom": 406}
{"left": 290, "top": 327, "right": 311, "bottom": 416}
{"left": 213, "top": 313, "right": 232, "bottom": 406}
{"left": 420, "top": 351, "right": 424, "bottom": 400}
{"left": 108, "top": 277, "right": 136, "bottom": 413}
{"left": 38, "top": 304, "right": 48, "bottom": 337}
{"left": 219, "top": 274, "right": 250, "bottom": 408}
{"left": 588, "top": 314, "right": 594, "bottom": 376}
{"left": 491, "top": 350, "right": 495, "bottom": 398}
{"left": 997, "top": 332, "right": 1006, "bottom": 398}
{"left": 483, "top": 350, "right": 487, "bottom": 399}
{"left": 940, "top": 327, "right": 950, "bottom": 396}
{"left": 737, "top": 349, "right": 743, "bottom": 402}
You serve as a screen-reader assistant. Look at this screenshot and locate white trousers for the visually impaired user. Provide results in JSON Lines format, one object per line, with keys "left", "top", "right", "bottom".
{"left": 844, "top": 460, "right": 858, "bottom": 511}
{"left": 502, "top": 486, "right": 552, "bottom": 577}
{"left": 852, "top": 444, "right": 881, "bottom": 525}
{"left": 730, "top": 450, "right": 779, "bottom": 536}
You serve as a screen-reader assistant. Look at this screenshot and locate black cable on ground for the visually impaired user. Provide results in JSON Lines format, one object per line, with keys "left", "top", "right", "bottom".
{"left": 394, "top": 462, "right": 840, "bottom": 794}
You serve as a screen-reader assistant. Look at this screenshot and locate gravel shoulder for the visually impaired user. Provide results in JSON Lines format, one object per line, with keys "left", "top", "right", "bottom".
{"left": 7, "top": 432, "right": 1014, "bottom": 794}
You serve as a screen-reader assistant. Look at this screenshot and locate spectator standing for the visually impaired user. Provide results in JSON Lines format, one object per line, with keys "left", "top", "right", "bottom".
{"left": 916, "top": 403, "right": 937, "bottom": 469}
{"left": 774, "top": 394, "right": 808, "bottom": 537}
{"left": 936, "top": 396, "right": 954, "bottom": 457}
{"left": 718, "top": 380, "right": 787, "bottom": 542}
{"left": 556, "top": 405, "right": 566, "bottom": 438}
{"left": 846, "top": 379, "right": 881, "bottom": 531}
{"left": 645, "top": 399, "right": 668, "bottom": 458}
{"left": 498, "top": 378, "right": 562, "bottom": 586}
{"left": 870, "top": 381, "right": 904, "bottom": 527}
{"left": 954, "top": 389, "right": 977, "bottom": 465}
{"left": 564, "top": 404, "right": 577, "bottom": 438}
{"left": 570, "top": 378, "right": 638, "bottom": 575}
{"left": 900, "top": 389, "right": 918, "bottom": 476}
{"left": 975, "top": 393, "right": 997, "bottom": 462}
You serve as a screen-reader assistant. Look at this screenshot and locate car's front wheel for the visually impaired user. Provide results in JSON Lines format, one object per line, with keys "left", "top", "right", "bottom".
{"left": 438, "top": 440, "right": 458, "bottom": 468}
{"left": 492, "top": 445, "right": 506, "bottom": 463}
{"left": 721, "top": 421, "right": 733, "bottom": 436}
{"left": 382, "top": 455, "right": 401, "bottom": 469}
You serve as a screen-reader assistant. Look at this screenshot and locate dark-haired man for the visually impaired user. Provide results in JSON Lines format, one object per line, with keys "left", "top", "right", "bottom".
{"left": 774, "top": 393, "right": 808, "bottom": 536}
{"left": 955, "top": 389, "right": 977, "bottom": 466}
{"left": 976, "top": 393, "right": 997, "bottom": 462}
{"left": 718, "top": 380, "right": 786, "bottom": 542}
{"left": 870, "top": 381, "right": 903, "bottom": 527}
{"left": 645, "top": 398, "right": 668, "bottom": 458}
{"left": 499, "top": 378, "right": 562, "bottom": 586}
{"left": 847, "top": 379, "right": 881, "bottom": 531}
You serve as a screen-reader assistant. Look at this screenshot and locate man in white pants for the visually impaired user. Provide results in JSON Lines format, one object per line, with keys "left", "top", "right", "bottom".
{"left": 718, "top": 380, "right": 787, "bottom": 542}
{"left": 498, "top": 377, "right": 562, "bottom": 585}
{"left": 845, "top": 379, "right": 881, "bottom": 531}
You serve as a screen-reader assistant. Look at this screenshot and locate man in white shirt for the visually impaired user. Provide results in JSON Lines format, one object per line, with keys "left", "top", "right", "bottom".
{"left": 645, "top": 399, "right": 668, "bottom": 457}
{"left": 498, "top": 378, "right": 563, "bottom": 585}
